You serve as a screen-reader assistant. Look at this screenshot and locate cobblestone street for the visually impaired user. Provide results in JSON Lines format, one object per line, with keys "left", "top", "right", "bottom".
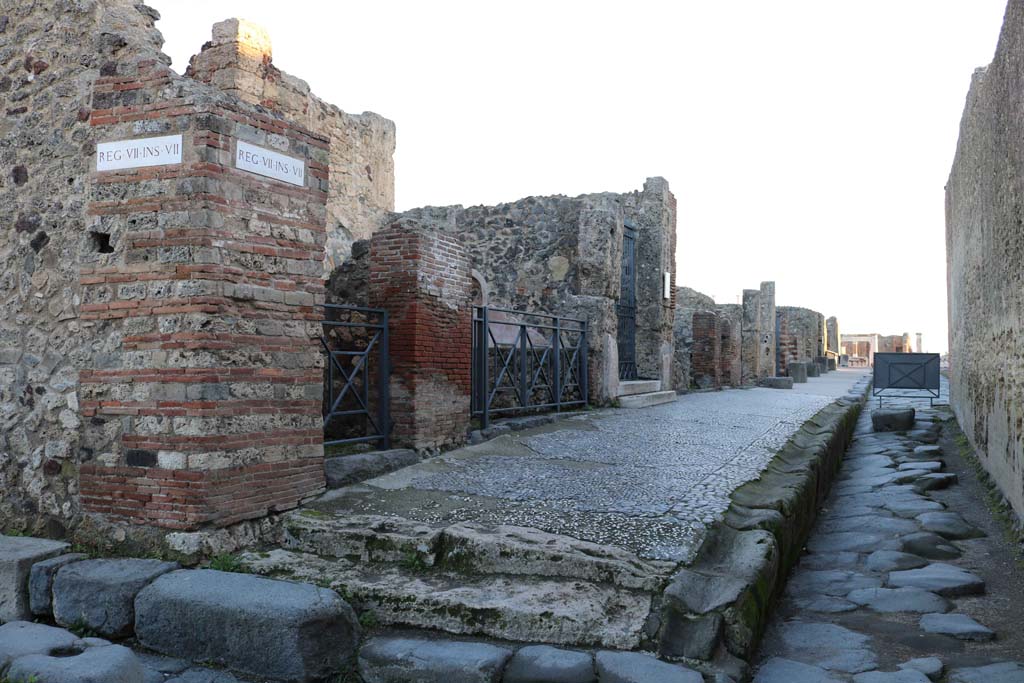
{"left": 753, "top": 381, "right": 1024, "bottom": 682}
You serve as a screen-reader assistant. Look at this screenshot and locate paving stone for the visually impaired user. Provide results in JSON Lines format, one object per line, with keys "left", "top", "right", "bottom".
{"left": 887, "top": 563, "right": 985, "bottom": 596}
{"left": 503, "top": 645, "right": 594, "bottom": 683}
{"left": 884, "top": 499, "right": 944, "bottom": 519}
{"left": 898, "top": 658, "right": 943, "bottom": 680}
{"left": 845, "top": 587, "right": 950, "bottom": 613}
{"left": 873, "top": 409, "right": 915, "bottom": 432}
{"left": 359, "top": 638, "right": 514, "bottom": 683}
{"left": 899, "top": 532, "right": 961, "bottom": 559}
{"left": 807, "top": 532, "right": 888, "bottom": 553}
{"left": 948, "top": 662, "right": 1024, "bottom": 683}
{"left": 28, "top": 552, "right": 86, "bottom": 617}
{"left": 7, "top": 643, "right": 145, "bottom": 683}
{"left": 887, "top": 469, "right": 932, "bottom": 485}
{"left": 898, "top": 462, "right": 942, "bottom": 472}
{"left": 853, "top": 671, "right": 931, "bottom": 683}
{"left": 801, "top": 552, "right": 861, "bottom": 571}
{"left": 919, "top": 613, "right": 994, "bottom": 640}
{"left": 325, "top": 449, "right": 420, "bottom": 488}
{"left": 137, "top": 569, "right": 358, "bottom": 683}
{"left": 52, "top": 558, "right": 178, "bottom": 638}
{"left": 0, "top": 535, "right": 70, "bottom": 622}
{"left": 787, "top": 570, "right": 883, "bottom": 597}
{"left": 754, "top": 657, "right": 845, "bottom": 683}
{"left": 0, "top": 621, "right": 77, "bottom": 669}
{"left": 912, "top": 473, "right": 958, "bottom": 493}
{"left": 166, "top": 669, "right": 244, "bottom": 683}
{"left": 820, "top": 516, "right": 919, "bottom": 536}
{"left": 594, "top": 651, "right": 702, "bottom": 683}
{"left": 915, "top": 512, "right": 984, "bottom": 540}
{"left": 136, "top": 651, "right": 191, "bottom": 674}
{"left": 908, "top": 431, "right": 939, "bottom": 444}
{"left": 792, "top": 594, "right": 858, "bottom": 613}
{"left": 864, "top": 551, "right": 929, "bottom": 572}
{"left": 774, "top": 620, "right": 877, "bottom": 673}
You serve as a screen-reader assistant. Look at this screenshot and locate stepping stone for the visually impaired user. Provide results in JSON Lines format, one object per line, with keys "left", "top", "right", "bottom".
{"left": 913, "top": 445, "right": 942, "bottom": 456}
{"left": 7, "top": 643, "right": 145, "bottom": 683}
{"left": 774, "top": 621, "right": 877, "bottom": 673}
{"left": 755, "top": 658, "right": 845, "bottom": 683}
{"left": 913, "top": 473, "right": 958, "bottom": 493}
{"left": 898, "top": 462, "right": 942, "bottom": 472}
{"left": 845, "top": 587, "right": 950, "bottom": 613}
{"left": 792, "top": 595, "right": 858, "bottom": 613}
{"left": 359, "top": 638, "right": 513, "bottom": 683}
{"left": 916, "top": 512, "right": 984, "bottom": 540}
{"left": 594, "top": 651, "right": 702, "bottom": 683}
{"left": 865, "top": 551, "right": 929, "bottom": 572}
{"left": 884, "top": 499, "right": 945, "bottom": 519}
{"left": 0, "top": 535, "right": 70, "bottom": 622}
{"left": 873, "top": 409, "right": 915, "bottom": 432}
{"left": 949, "top": 662, "right": 1024, "bottom": 683}
{"left": 28, "top": 553, "right": 87, "bottom": 618}
{"left": 899, "top": 658, "right": 943, "bottom": 681}
{"left": 899, "top": 532, "right": 961, "bottom": 559}
{"left": 786, "top": 570, "right": 883, "bottom": 597}
{"left": 888, "top": 563, "right": 985, "bottom": 596}
{"left": 53, "top": 559, "right": 178, "bottom": 638}
{"left": 853, "top": 671, "right": 931, "bottom": 683}
{"left": 919, "top": 613, "right": 994, "bottom": 641}
{"left": 504, "top": 645, "right": 594, "bottom": 683}
{"left": 808, "top": 532, "right": 887, "bottom": 553}
{"left": 0, "top": 621, "right": 78, "bottom": 669}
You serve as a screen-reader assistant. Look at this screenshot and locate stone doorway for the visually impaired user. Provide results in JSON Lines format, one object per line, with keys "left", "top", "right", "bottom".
{"left": 617, "top": 222, "right": 638, "bottom": 380}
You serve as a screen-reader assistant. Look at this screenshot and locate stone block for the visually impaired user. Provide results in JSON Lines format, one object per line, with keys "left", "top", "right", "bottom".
{"left": 788, "top": 362, "right": 808, "bottom": 383}
{"left": 0, "top": 621, "right": 77, "bottom": 669}
{"left": 759, "top": 377, "right": 794, "bottom": 390}
{"left": 594, "top": 651, "right": 702, "bottom": 683}
{"left": 325, "top": 449, "right": 419, "bottom": 488}
{"left": 29, "top": 553, "right": 87, "bottom": 617}
{"left": 872, "top": 408, "right": 915, "bottom": 432}
{"left": 53, "top": 558, "right": 178, "bottom": 638}
{"left": 358, "top": 637, "right": 513, "bottom": 683}
{"left": 135, "top": 569, "right": 359, "bottom": 683}
{"left": 503, "top": 645, "right": 595, "bottom": 683}
{"left": 806, "top": 362, "right": 821, "bottom": 378}
{"left": 8, "top": 643, "right": 145, "bottom": 683}
{"left": 0, "top": 535, "right": 69, "bottom": 622}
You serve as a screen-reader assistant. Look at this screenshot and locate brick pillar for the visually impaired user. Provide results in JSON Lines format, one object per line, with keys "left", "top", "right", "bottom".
{"left": 77, "top": 60, "right": 328, "bottom": 530}
{"left": 368, "top": 224, "right": 472, "bottom": 449}
{"left": 691, "top": 311, "right": 722, "bottom": 389}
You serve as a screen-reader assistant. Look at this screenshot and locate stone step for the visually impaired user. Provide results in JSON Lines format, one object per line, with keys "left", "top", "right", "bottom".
{"left": 281, "top": 512, "right": 675, "bottom": 591}
{"left": 617, "top": 391, "right": 677, "bottom": 409}
{"left": 239, "top": 548, "right": 651, "bottom": 649}
{"left": 616, "top": 380, "right": 661, "bottom": 397}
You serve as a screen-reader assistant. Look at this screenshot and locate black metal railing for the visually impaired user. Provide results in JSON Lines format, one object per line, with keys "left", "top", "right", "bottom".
{"left": 320, "top": 304, "right": 390, "bottom": 449}
{"left": 472, "top": 306, "right": 588, "bottom": 429}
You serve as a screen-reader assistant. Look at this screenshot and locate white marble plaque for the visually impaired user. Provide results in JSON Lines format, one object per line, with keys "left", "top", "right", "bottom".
{"left": 234, "top": 140, "right": 305, "bottom": 187}
{"left": 96, "top": 134, "right": 182, "bottom": 171}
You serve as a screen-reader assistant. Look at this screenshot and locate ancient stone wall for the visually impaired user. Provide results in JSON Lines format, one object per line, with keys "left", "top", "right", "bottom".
{"left": 186, "top": 19, "right": 396, "bottom": 272}
{"left": 741, "top": 282, "right": 776, "bottom": 384}
{"left": 690, "top": 311, "right": 721, "bottom": 389}
{"left": 672, "top": 289, "right": 741, "bottom": 391}
{"left": 776, "top": 306, "right": 826, "bottom": 377}
{"left": 946, "top": 0, "right": 1024, "bottom": 521}
{"left": 672, "top": 287, "right": 714, "bottom": 390}
{"left": 1, "top": 1, "right": 340, "bottom": 536}
{"left": 826, "top": 316, "right": 840, "bottom": 355}
{"left": 718, "top": 304, "right": 743, "bottom": 388}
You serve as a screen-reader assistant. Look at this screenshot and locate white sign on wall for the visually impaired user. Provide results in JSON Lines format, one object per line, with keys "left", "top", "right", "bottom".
{"left": 96, "top": 134, "right": 183, "bottom": 171}
{"left": 234, "top": 140, "right": 305, "bottom": 187}
{"left": 663, "top": 271, "right": 672, "bottom": 300}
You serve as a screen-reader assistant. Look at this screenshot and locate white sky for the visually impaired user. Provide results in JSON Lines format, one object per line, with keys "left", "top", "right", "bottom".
{"left": 152, "top": 0, "right": 1010, "bottom": 354}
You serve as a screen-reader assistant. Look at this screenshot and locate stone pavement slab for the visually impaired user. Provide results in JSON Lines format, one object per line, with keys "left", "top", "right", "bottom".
{"left": 0, "top": 534, "right": 69, "bottom": 622}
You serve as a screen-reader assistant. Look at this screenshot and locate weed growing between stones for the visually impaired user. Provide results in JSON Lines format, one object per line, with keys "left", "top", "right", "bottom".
{"left": 208, "top": 554, "right": 248, "bottom": 573}
{"left": 398, "top": 551, "right": 429, "bottom": 573}
{"left": 358, "top": 610, "right": 379, "bottom": 629}
{"left": 67, "top": 618, "right": 98, "bottom": 639}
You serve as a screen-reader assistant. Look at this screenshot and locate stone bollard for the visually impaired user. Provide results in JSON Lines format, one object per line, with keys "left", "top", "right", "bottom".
{"left": 758, "top": 376, "right": 794, "bottom": 390}
{"left": 789, "top": 362, "right": 809, "bottom": 383}
{"left": 806, "top": 362, "right": 821, "bottom": 378}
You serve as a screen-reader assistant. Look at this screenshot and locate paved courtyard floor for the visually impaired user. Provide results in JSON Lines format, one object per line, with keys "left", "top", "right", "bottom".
{"left": 317, "top": 368, "right": 869, "bottom": 564}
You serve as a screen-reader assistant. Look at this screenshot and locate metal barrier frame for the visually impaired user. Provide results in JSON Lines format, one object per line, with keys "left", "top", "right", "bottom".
{"left": 872, "top": 352, "right": 940, "bottom": 407}
{"left": 472, "top": 306, "right": 588, "bottom": 429}
{"left": 319, "top": 303, "right": 391, "bottom": 448}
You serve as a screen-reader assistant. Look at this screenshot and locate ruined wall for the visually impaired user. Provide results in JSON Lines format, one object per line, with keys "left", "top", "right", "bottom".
{"left": 186, "top": 19, "right": 396, "bottom": 272}
{"left": 826, "top": 316, "right": 840, "bottom": 356}
{"left": 741, "top": 282, "right": 776, "bottom": 384}
{"left": 777, "top": 306, "right": 826, "bottom": 377}
{"left": 946, "top": 0, "right": 1024, "bottom": 521}
{"left": 672, "top": 287, "right": 714, "bottom": 390}
{"left": 672, "top": 289, "right": 741, "bottom": 391}
{"left": 1, "top": 1, "right": 331, "bottom": 536}
{"left": 690, "top": 311, "right": 721, "bottom": 389}
{"left": 718, "top": 304, "right": 742, "bottom": 388}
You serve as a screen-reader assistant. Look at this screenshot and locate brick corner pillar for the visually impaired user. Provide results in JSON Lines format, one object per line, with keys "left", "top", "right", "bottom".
{"left": 368, "top": 224, "right": 472, "bottom": 450}
{"left": 691, "top": 311, "right": 722, "bottom": 389}
{"left": 78, "top": 60, "right": 329, "bottom": 530}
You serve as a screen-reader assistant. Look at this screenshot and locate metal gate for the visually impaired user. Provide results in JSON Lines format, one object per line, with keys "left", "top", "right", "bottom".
{"left": 320, "top": 303, "right": 390, "bottom": 448}
{"left": 617, "top": 221, "right": 638, "bottom": 380}
{"left": 472, "top": 306, "right": 588, "bottom": 429}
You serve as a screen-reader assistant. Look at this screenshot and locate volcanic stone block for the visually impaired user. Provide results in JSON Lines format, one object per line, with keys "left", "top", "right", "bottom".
{"left": 135, "top": 569, "right": 359, "bottom": 683}
{"left": 358, "top": 637, "right": 512, "bottom": 683}
{"left": 0, "top": 535, "right": 70, "bottom": 622}
{"left": 789, "top": 362, "right": 809, "bottom": 383}
{"left": 759, "top": 376, "right": 794, "bottom": 390}
{"left": 7, "top": 643, "right": 145, "bottom": 683}
{"left": 872, "top": 409, "right": 916, "bottom": 432}
{"left": 324, "top": 449, "right": 419, "bottom": 488}
{"left": 595, "top": 651, "right": 702, "bottom": 683}
{"left": 503, "top": 645, "right": 595, "bottom": 683}
{"left": 807, "top": 362, "right": 821, "bottom": 378}
{"left": 52, "top": 559, "right": 178, "bottom": 638}
{"left": 0, "top": 621, "right": 78, "bottom": 669}
{"left": 29, "top": 553, "right": 87, "bottom": 617}
{"left": 919, "top": 613, "right": 994, "bottom": 641}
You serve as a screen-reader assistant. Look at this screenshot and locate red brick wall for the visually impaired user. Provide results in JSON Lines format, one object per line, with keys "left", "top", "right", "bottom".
{"left": 77, "top": 60, "right": 328, "bottom": 529}
{"left": 368, "top": 224, "right": 472, "bottom": 449}
{"left": 691, "top": 311, "right": 722, "bottom": 389}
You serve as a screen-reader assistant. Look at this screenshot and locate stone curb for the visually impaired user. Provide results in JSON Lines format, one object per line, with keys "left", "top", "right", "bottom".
{"left": 655, "top": 380, "right": 869, "bottom": 672}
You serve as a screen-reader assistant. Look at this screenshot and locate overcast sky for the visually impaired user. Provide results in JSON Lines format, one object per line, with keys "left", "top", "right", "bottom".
{"left": 152, "top": 0, "right": 1010, "bottom": 354}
